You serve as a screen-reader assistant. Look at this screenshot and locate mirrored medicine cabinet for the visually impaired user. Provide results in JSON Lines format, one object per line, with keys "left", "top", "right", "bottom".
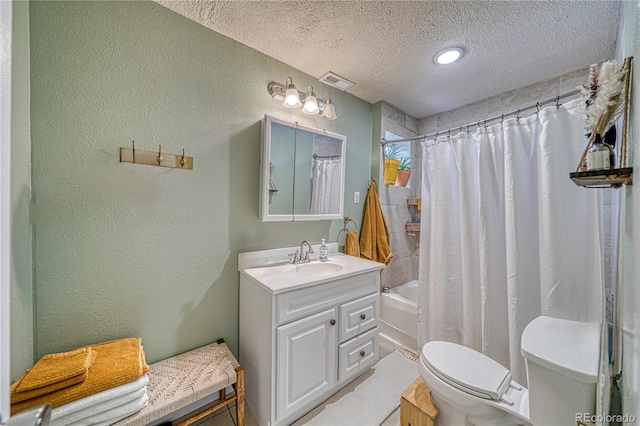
{"left": 260, "top": 115, "right": 346, "bottom": 221}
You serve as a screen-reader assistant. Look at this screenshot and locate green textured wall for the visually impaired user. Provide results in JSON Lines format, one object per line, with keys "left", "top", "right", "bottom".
{"left": 29, "top": 1, "right": 372, "bottom": 364}
{"left": 11, "top": 0, "right": 34, "bottom": 381}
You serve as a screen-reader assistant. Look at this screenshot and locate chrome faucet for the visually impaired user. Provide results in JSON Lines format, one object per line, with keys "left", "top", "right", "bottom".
{"left": 299, "top": 240, "right": 314, "bottom": 263}
{"left": 288, "top": 241, "right": 315, "bottom": 264}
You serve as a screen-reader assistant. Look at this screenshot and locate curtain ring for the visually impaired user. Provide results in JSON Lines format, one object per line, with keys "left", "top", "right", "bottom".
{"left": 535, "top": 102, "right": 540, "bottom": 115}
{"left": 515, "top": 109, "right": 520, "bottom": 121}
{"left": 555, "top": 96, "right": 561, "bottom": 109}
{"left": 500, "top": 114, "right": 504, "bottom": 123}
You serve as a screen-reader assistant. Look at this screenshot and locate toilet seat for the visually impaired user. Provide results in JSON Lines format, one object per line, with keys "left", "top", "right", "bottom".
{"left": 421, "top": 341, "right": 514, "bottom": 404}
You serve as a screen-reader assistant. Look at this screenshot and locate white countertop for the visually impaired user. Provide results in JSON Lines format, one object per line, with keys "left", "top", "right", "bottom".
{"left": 239, "top": 244, "right": 385, "bottom": 294}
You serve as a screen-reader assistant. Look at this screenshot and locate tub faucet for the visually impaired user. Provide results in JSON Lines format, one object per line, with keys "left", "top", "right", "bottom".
{"left": 299, "top": 240, "right": 314, "bottom": 263}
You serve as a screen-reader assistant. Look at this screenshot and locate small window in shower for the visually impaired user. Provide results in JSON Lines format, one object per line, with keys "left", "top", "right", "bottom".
{"left": 384, "top": 131, "right": 411, "bottom": 188}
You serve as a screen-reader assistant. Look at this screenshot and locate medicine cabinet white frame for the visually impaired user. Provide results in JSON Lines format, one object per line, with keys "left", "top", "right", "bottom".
{"left": 260, "top": 115, "right": 346, "bottom": 222}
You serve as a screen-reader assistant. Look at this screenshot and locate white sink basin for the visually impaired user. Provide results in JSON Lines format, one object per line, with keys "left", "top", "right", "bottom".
{"left": 239, "top": 252, "right": 385, "bottom": 294}
{"left": 285, "top": 262, "right": 344, "bottom": 276}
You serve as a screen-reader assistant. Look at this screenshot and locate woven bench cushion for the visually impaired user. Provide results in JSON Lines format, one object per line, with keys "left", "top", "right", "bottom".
{"left": 116, "top": 341, "right": 239, "bottom": 425}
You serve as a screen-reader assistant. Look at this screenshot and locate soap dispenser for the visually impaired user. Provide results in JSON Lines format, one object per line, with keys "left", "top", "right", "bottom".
{"left": 319, "top": 239, "right": 328, "bottom": 262}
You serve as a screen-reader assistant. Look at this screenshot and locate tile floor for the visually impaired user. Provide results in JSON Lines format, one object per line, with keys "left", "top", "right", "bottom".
{"left": 198, "top": 336, "right": 408, "bottom": 426}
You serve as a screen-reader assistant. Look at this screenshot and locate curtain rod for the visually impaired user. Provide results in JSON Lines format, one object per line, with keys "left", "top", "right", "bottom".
{"left": 380, "top": 89, "right": 582, "bottom": 145}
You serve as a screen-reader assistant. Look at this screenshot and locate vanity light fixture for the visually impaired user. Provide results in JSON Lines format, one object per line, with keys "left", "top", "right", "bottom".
{"left": 268, "top": 77, "right": 338, "bottom": 120}
{"left": 434, "top": 47, "right": 464, "bottom": 65}
{"left": 302, "top": 86, "right": 320, "bottom": 115}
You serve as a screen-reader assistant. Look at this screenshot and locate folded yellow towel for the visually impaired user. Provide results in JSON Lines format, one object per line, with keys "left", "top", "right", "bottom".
{"left": 11, "top": 338, "right": 149, "bottom": 414}
{"left": 16, "top": 347, "right": 95, "bottom": 391}
{"left": 360, "top": 181, "right": 393, "bottom": 266}
{"left": 345, "top": 231, "right": 361, "bottom": 257}
{"left": 11, "top": 349, "right": 97, "bottom": 402}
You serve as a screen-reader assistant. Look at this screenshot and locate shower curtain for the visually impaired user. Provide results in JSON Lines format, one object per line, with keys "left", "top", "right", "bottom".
{"left": 417, "top": 99, "right": 604, "bottom": 388}
{"left": 309, "top": 157, "right": 342, "bottom": 215}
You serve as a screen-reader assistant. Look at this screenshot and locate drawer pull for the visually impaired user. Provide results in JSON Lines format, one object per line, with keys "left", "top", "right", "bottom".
{"left": 330, "top": 319, "right": 336, "bottom": 326}
{"left": 360, "top": 313, "right": 366, "bottom": 320}
{"left": 360, "top": 350, "right": 366, "bottom": 357}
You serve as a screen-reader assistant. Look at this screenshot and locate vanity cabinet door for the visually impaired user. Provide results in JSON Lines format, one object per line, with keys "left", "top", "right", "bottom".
{"left": 276, "top": 308, "right": 337, "bottom": 422}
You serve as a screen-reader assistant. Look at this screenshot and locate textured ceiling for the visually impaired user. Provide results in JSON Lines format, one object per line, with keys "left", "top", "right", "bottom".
{"left": 156, "top": 0, "right": 620, "bottom": 119}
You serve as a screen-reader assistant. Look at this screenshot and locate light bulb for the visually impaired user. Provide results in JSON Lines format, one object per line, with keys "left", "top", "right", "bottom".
{"left": 283, "top": 77, "right": 302, "bottom": 108}
{"left": 302, "top": 86, "right": 319, "bottom": 114}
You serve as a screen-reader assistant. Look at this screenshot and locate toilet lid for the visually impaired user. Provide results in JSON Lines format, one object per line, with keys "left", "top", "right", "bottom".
{"left": 421, "top": 341, "right": 512, "bottom": 400}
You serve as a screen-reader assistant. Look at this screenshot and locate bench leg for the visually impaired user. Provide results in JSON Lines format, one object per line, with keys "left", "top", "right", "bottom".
{"left": 236, "top": 366, "right": 245, "bottom": 426}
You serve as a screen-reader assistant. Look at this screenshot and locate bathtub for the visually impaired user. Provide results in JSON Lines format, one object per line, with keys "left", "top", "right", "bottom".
{"left": 379, "top": 280, "right": 418, "bottom": 352}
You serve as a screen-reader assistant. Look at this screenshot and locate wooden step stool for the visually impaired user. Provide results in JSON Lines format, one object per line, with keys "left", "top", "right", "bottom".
{"left": 400, "top": 377, "right": 438, "bottom": 426}
{"left": 116, "top": 339, "right": 244, "bottom": 426}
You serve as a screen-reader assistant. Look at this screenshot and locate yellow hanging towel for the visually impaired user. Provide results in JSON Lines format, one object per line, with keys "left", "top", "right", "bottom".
{"left": 345, "top": 230, "right": 361, "bottom": 257}
{"left": 359, "top": 181, "right": 393, "bottom": 265}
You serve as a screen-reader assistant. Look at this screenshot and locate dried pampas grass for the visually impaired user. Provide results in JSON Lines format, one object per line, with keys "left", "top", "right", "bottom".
{"left": 580, "top": 59, "right": 626, "bottom": 135}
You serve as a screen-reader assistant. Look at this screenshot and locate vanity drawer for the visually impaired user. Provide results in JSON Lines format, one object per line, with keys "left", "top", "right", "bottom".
{"left": 277, "top": 272, "right": 378, "bottom": 325}
{"left": 338, "top": 327, "right": 379, "bottom": 382}
{"left": 339, "top": 292, "right": 379, "bottom": 342}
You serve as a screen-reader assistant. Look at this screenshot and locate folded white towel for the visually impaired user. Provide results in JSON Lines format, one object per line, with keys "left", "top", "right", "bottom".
{"left": 51, "top": 375, "right": 148, "bottom": 422}
{"left": 67, "top": 391, "right": 148, "bottom": 426}
{"left": 51, "top": 387, "right": 146, "bottom": 426}
{"left": 92, "top": 410, "right": 143, "bottom": 426}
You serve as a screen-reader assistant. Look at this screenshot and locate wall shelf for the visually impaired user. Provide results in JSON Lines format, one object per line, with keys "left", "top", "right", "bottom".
{"left": 407, "top": 198, "right": 421, "bottom": 210}
{"left": 569, "top": 168, "right": 633, "bottom": 188}
{"left": 572, "top": 57, "right": 633, "bottom": 189}
{"left": 405, "top": 223, "right": 420, "bottom": 233}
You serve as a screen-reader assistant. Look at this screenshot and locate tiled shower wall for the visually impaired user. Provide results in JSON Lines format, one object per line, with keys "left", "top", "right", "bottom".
{"left": 377, "top": 103, "right": 421, "bottom": 289}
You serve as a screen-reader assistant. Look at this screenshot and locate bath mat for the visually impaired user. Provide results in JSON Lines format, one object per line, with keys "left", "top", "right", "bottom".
{"left": 300, "top": 350, "right": 418, "bottom": 426}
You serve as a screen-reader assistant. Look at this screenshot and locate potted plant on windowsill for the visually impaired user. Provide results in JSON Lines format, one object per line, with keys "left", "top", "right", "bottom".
{"left": 384, "top": 143, "right": 402, "bottom": 185}
{"left": 395, "top": 155, "right": 411, "bottom": 187}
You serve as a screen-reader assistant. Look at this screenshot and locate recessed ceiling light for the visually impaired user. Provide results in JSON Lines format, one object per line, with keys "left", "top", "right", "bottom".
{"left": 434, "top": 47, "right": 464, "bottom": 65}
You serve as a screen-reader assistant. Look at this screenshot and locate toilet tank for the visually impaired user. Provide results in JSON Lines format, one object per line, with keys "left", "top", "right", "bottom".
{"left": 521, "top": 316, "right": 600, "bottom": 426}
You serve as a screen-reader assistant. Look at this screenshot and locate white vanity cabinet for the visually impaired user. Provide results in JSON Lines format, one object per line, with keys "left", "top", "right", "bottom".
{"left": 239, "top": 246, "right": 383, "bottom": 426}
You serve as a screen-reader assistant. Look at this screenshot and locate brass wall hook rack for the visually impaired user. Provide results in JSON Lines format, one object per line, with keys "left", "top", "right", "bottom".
{"left": 120, "top": 141, "right": 193, "bottom": 170}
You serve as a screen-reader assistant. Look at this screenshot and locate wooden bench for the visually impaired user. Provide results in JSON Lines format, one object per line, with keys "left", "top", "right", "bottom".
{"left": 115, "top": 339, "right": 244, "bottom": 426}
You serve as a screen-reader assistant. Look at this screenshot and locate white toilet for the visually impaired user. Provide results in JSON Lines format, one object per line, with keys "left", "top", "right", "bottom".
{"left": 419, "top": 316, "right": 600, "bottom": 426}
